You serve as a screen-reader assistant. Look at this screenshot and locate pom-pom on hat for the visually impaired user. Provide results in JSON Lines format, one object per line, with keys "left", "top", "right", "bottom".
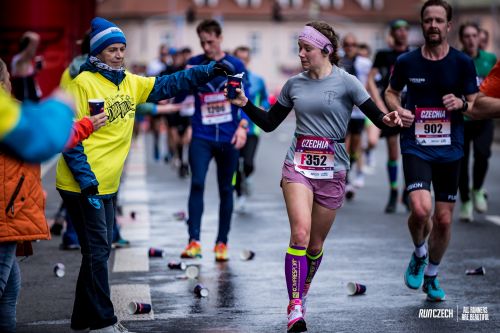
{"left": 89, "top": 17, "right": 126, "bottom": 56}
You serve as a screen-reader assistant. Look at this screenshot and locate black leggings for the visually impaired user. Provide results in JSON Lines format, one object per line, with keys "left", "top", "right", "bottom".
{"left": 459, "top": 119, "right": 494, "bottom": 202}
{"left": 235, "top": 135, "right": 259, "bottom": 196}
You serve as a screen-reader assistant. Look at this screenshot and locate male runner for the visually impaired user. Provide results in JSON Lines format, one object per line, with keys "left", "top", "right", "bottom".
{"left": 367, "top": 19, "right": 410, "bottom": 213}
{"left": 180, "top": 20, "right": 249, "bottom": 261}
{"left": 385, "top": 0, "right": 478, "bottom": 301}
{"left": 457, "top": 22, "right": 496, "bottom": 221}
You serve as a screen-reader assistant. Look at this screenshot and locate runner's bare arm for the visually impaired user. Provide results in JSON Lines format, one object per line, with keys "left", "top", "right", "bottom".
{"left": 473, "top": 94, "right": 499, "bottom": 117}
{"left": 442, "top": 93, "right": 476, "bottom": 112}
{"left": 366, "top": 68, "right": 389, "bottom": 114}
{"left": 467, "top": 92, "right": 500, "bottom": 119}
{"left": 385, "top": 84, "right": 414, "bottom": 127}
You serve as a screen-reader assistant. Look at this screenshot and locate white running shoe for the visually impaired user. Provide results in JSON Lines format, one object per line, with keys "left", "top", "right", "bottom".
{"left": 353, "top": 173, "right": 365, "bottom": 188}
{"left": 235, "top": 195, "right": 247, "bottom": 213}
{"left": 459, "top": 200, "right": 473, "bottom": 222}
{"left": 90, "top": 322, "right": 135, "bottom": 333}
{"left": 472, "top": 189, "right": 488, "bottom": 213}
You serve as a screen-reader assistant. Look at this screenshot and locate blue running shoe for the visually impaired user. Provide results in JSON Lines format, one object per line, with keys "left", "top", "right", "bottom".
{"left": 404, "top": 253, "right": 428, "bottom": 289}
{"left": 423, "top": 275, "right": 446, "bottom": 301}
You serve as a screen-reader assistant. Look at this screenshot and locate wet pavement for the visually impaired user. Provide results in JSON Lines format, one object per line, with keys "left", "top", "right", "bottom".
{"left": 16, "top": 118, "right": 500, "bottom": 332}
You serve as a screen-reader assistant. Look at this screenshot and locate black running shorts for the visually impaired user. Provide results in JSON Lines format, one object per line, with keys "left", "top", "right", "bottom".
{"left": 347, "top": 118, "right": 365, "bottom": 135}
{"left": 402, "top": 153, "right": 461, "bottom": 202}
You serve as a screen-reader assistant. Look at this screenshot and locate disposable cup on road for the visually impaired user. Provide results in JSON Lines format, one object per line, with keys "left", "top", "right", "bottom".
{"left": 347, "top": 282, "right": 366, "bottom": 296}
{"left": 54, "top": 263, "right": 65, "bottom": 278}
{"left": 240, "top": 249, "right": 255, "bottom": 261}
{"left": 465, "top": 266, "right": 486, "bottom": 275}
{"left": 185, "top": 265, "right": 200, "bottom": 279}
{"left": 194, "top": 284, "right": 208, "bottom": 297}
{"left": 168, "top": 261, "right": 187, "bottom": 270}
{"left": 148, "top": 247, "right": 165, "bottom": 258}
{"left": 173, "top": 211, "right": 186, "bottom": 221}
{"left": 128, "top": 302, "right": 152, "bottom": 314}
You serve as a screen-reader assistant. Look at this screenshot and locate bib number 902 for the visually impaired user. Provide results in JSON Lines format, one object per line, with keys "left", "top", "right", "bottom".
{"left": 424, "top": 123, "right": 443, "bottom": 134}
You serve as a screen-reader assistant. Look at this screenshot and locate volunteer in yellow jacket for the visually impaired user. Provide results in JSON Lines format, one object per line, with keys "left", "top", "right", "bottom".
{"left": 55, "top": 17, "right": 230, "bottom": 333}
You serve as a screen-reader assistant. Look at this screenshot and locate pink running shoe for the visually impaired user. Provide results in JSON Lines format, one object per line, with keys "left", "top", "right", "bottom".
{"left": 287, "top": 299, "right": 307, "bottom": 332}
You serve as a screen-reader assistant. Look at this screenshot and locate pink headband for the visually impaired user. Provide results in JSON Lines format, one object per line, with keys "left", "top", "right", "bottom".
{"left": 298, "top": 26, "right": 333, "bottom": 54}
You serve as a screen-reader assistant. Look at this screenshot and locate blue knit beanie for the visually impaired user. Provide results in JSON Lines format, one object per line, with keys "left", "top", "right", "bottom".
{"left": 89, "top": 17, "right": 127, "bottom": 56}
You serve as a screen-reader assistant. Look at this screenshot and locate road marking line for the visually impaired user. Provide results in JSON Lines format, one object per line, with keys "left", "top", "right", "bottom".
{"left": 113, "top": 247, "right": 149, "bottom": 272}
{"left": 485, "top": 215, "right": 500, "bottom": 227}
{"left": 25, "top": 319, "right": 70, "bottom": 326}
{"left": 111, "top": 284, "right": 154, "bottom": 321}
{"left": 41, "top": 153, "right": 60, "bottom": 178}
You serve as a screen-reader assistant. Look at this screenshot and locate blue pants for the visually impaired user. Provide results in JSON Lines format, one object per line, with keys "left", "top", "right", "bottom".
{"left": 187, "top": 137, "right": 239, "bottom": 244}
{"left": 62, "top": 211, "right": 80, "bottom": 246}
{"left": 59, "top": 191, "right": 118, "bottom": 330}
{"left": 0, "top": 242, "right": 20, "bottom": 333}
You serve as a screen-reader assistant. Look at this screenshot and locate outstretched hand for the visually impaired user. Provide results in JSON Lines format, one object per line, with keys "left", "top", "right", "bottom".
{"left": 396, "top": 107, "right": 415, "bottom": 127}
{"left": 224, "top": 87, "right": 248, "bottom": 108}
{"left": 383, "top": 111, "right": 403, "bottom": 127}
{"left": 213, "top": 63, "right": 234, "bottom": 77}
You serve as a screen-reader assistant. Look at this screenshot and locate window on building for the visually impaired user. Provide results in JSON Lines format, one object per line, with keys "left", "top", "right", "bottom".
{"left": 194, "top": 0, "right": 218, "bottom": 7}
{"left": 355, "top": 0, "right": 371, "bottom": 10}
{"left": 290, "top": 33, "right": 299, "bottom": 56}
{"left": 235, "top": 0, "right": 262, "bottom": 7}
{"left": 162, "top": 33, "right": 174, "bottom": 49}
{"left": 373, "top": 0, "right": 384, "bottom": 10}
{"left": 249, "top": 32, "right": 261, "bottom": 55}
{"left": 318, "top": 0, "right": 343, "bottom": 9}
{"left": 278, "top": 0, "right": 303, "bottom": 8}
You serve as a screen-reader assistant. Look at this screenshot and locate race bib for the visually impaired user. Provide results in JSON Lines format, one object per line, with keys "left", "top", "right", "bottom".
{"left": 293, "top": 135, "right": 335, "bottom": 179}
{"left": 201, "top": 92, "right": 232, "bottom": 125}
{"left": 415, "top": 107, "right": 451, "bottom": 146}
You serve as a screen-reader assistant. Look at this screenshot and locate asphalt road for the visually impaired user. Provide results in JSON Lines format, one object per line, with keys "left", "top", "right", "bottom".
{"left": 15, "top": 118, "right": 500, "bottom": 333}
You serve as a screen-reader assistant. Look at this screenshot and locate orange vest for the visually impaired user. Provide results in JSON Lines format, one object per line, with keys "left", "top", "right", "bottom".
{"left": 0, "top": 151, "right": 49, "bottom": 244}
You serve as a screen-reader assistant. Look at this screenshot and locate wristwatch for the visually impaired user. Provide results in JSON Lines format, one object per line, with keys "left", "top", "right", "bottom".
{"left": 461, "top": 96, "right": 468, "bottom": 112}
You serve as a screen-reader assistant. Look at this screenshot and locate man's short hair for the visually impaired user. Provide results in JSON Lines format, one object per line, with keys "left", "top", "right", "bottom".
{"left": 234, "top": 46, "right": 250, "bottom": 56}
{"left": 458, "top": 22, "right": 480, "bottom": 40}
{"left": 196, "top": 19, "right": 222, "bottom": 36}
{"left": 420, "top": 0, "right": 452, "bottom": 22}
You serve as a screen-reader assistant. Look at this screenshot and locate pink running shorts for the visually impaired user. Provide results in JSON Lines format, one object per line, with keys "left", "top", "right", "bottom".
{"left": 281, "top": 162, "right": 347, "bottom": 210}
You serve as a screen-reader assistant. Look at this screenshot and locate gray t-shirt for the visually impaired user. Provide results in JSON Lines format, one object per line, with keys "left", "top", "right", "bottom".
{"left": 278, "top": 65, "right": 370, "bottom": 172}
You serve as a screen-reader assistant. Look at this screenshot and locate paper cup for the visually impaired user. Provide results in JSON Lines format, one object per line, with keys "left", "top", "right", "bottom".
{"left": 127, "top": 302, "right": 152, "bottom": 315}
{"left": 88, "top": 99, "right": 105, "bottom": 116}
{"left": 148, "top": 247, "right": 164, "bottom": 258}
{"left": 347, "top": 282, "right": 366, "bottom": 296}
{"left": 168, "top": 261, "right": 187, "bottom": 270}
{"left": 54, "top": 263, "right": 65, "bottom": 278}
{"left": 227, "top": 75, "right": 242, "bottom": 99}
{"left": 465, "top": 266, "right": 486, "bottom": 275}
{"left": 185, "top": 265, "right": 200, "bottom": 279}
{"left": 239, "top": 249, "right": 255, "bottom": 261}
{"left": 194, "top": 284, "right": 208, "bottom": 297}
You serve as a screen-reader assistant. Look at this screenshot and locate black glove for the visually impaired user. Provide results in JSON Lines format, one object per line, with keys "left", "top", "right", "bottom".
{"left": 213, "top": 63, "right": 233, "bottom": 77}
{"left": 81, "top": 184, "right": 99, "bottom": 197}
